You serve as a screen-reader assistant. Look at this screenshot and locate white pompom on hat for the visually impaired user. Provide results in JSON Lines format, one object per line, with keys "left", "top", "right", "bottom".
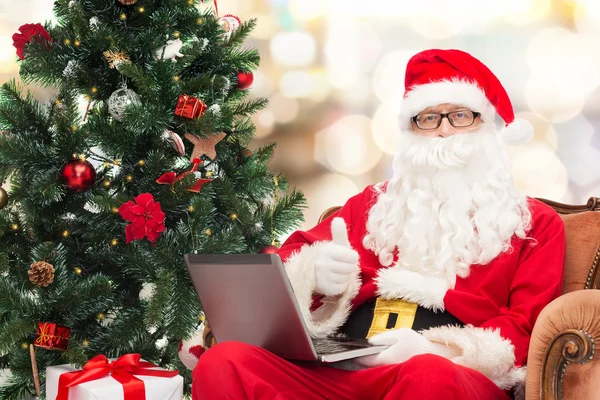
{"left": 399, "top": 49, "right": 534, "bottom": 146}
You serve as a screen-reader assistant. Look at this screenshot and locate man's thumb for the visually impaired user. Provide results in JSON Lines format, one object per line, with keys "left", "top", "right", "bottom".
{"left": 330, "top": 217, "right": 351, "bottom": 247}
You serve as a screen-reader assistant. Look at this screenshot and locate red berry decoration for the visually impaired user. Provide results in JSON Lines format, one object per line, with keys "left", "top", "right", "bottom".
{"left": 236, "top": 71, "right": 254, "bottom": 90}
{"left": 259, "top": 245, "right": 279, "bottom": 254}
{"left": 60, "top": 159, "right": 96, "bottom": 192}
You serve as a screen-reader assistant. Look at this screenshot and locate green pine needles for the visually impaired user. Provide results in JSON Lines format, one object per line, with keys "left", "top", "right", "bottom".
{"left": 0, "top": 0, "right": 306, "bottom": 397}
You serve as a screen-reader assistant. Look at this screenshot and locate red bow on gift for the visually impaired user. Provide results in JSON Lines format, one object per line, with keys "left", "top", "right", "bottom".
{"left": 57, "top": 354, "right": 179, "bottom": 400}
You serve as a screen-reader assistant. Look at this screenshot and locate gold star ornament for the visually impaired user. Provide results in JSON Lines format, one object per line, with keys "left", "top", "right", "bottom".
{"left": 103, "top": 50, "right": 130, "bottom": 69}
{"left": 184, "top": 132, "right": 226, "bottom": 161}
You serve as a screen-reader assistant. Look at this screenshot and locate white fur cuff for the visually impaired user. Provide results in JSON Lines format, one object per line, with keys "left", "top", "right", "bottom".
{"left": 283, "top": 242, "right": 361, "bottom": 338}
{"left": 421, "top": 324, "right": 526, "bottom": 389}
{"left": 375, "top": 268, "right": 449, "bottom": 312}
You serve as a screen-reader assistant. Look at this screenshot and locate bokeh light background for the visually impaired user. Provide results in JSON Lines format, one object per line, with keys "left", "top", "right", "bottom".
{"left": 1, "top": 0, "right": 599, "bottom": 233}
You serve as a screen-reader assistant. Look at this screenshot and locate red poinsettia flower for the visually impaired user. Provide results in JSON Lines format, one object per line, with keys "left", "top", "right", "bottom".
{"left": 118, "top": 193, "right": 166, "bottom": 245}
{"left": 12, "top": 23, "right": 53, "bottom": 60}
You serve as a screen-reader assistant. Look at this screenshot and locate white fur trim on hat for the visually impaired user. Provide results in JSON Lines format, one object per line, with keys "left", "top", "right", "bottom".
{"left": 501, "top": 118, "right": 534, "bottom": 146}
{"left": 399, "top": 79, "right": 496, "bottom": 130}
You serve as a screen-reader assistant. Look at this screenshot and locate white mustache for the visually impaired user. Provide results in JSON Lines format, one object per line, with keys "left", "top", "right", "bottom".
{"left": 396, "top": 130, "right": 483, "bottom": 170}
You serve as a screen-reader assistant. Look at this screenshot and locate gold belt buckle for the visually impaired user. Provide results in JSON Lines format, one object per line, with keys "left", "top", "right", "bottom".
{"left": 366, "top": 298, "right": 418, "bottom": 338}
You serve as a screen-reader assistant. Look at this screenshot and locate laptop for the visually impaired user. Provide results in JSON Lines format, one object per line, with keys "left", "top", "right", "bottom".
{"left": 184, "top": 253, "right": 388, "bottom": 363}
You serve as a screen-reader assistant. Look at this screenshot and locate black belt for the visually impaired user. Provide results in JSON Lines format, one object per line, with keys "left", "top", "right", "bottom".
{"left": 341, "top": 298, "right": 464, "bottom": 339}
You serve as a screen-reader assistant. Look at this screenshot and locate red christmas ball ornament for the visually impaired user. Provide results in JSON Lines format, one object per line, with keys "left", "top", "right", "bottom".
{"left": 259, "top": 245, "right": 279, "bottom": 254}
{"left": 236, "top": 71, "right": 254, "bottom": 90}
{"left": 60, "top": 159, "right": 96, "bottom": 192}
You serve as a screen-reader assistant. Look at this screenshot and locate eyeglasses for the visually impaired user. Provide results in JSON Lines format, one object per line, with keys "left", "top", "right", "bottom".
{"left": 412, "top": 110, "right": 481, "bottom": 130}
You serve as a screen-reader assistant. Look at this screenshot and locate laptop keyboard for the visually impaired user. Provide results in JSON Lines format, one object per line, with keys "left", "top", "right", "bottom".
{"left": 313, "top": 337, "right": 372, "bottom": 355}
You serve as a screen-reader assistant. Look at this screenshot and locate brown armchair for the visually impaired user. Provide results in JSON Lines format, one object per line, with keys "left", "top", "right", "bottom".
{"left": 319, "top": 197, "right": 600, "bottom": 400}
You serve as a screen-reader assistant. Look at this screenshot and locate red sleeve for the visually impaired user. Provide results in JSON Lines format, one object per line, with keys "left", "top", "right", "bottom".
{"left": 479, "top": 203, "right": 566, "bottom": 367}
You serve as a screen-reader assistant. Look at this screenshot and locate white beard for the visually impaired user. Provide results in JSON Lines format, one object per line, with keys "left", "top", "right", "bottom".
{"left": 362, "top": 124, "right": 532, "bottom": 282}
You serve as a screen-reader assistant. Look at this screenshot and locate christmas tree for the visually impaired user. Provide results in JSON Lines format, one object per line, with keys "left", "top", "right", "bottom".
{"left": 0, "top": 0, "right": 306, "bottom": 397}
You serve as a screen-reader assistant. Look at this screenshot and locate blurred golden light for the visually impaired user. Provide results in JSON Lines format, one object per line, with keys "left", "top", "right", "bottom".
{"left": 510, "top": 146, "right": 568, "bottom": 199}
{"left": 372, "top": 103, "right": 402, "bottom": 155}
{"left": 248, "top": 14, "right": 278, "bottom": 40}
{"left": 310, "top": 69, "right": 333, "bottom": 103}
{"left": 298, "top": 173, "right": 358, "bottom": 231}
{"left": 574, "top": 1, "right": 600, "bottom": 40}
{"left": 527, "top": 28, "right": 600, "bottom": 96}
{"left": 315, "top": 115, "right": 383, "bottom": 175}
{"left": 514, "top": 112, "right": 558, "bottom": 151}
{"left": 324, "top": 19, "right": 360, "bottom": 89}
{"left": 249, "top": 70, "right": 274, "bottom": 98}
{"left": 525, "top": 78, "right": 585, "bottom": 123}
{"left": 329, "top": 0, "right": 421, "bottom": 17}
{"left": 335, "top": 76, "right": 373, "bottom": 107}
{"left": 498, "top": 0, "right": 551, "bottom": 25}
{"left": 280, "top": 70, "right": 328, "bottom": 99}
{"left": 372, "top": 50, "right": 416, "bottom": 105}
{"left": 268, "top": 93, "right": 300, "bottom": 124}
{"left": 270, "top": 31, "right": 317, "bottom": 68}
{"left": 289, "top": 0, "right": 329, "bottom": 20}
{"left": 257, "top": 110, "right": 275, "bottom": 127}
{"left": 253, "top": 110, "right": 275, "bottom": 139}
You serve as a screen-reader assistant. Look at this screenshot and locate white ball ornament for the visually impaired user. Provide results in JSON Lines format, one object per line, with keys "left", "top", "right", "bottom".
{"left": 107, "top": 88, "right": 141, "bottom": 121}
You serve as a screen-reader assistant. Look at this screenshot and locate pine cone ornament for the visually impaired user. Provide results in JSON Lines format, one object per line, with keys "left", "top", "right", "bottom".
{"left": 28, "top": 261, "right": 55, "bottom": 287}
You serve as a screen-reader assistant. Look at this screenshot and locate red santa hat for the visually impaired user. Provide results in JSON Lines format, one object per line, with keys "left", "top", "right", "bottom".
{"left": 399, "top": 49, "right": 534, "bottom": 146}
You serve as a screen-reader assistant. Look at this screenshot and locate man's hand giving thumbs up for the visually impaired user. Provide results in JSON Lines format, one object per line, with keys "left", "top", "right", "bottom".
{"left": 314, "top": 217, "right": 360, "bottom": 296}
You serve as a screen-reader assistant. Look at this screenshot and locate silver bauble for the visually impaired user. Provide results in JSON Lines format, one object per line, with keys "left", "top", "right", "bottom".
{"left": 107, "top": 88, "right": 141, "bottom": 121}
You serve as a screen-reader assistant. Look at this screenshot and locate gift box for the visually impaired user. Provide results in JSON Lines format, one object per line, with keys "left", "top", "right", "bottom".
{"left": 35, "top": 322, "right": 70, "bottom": 351}
{"left": 46, "top": 354, "right": 183, "bottom": 400}
{"left": 174, "top": 94, "right": 207, "bottom": 119}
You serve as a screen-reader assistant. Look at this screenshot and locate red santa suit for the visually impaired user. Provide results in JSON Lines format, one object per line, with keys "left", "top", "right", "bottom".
{"left": 278, "top": 183, "right": 565, "bottom": 383}
{"left": 193, "top": 184, "right": 565, "bottom": 400}
{"left": 192, "top": 49, "right": 566, "bottom": 400}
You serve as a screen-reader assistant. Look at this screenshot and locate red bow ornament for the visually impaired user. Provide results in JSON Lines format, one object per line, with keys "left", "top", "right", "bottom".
{"left": 12, "top": 23, "right": 53, "bottom": 60}
{"left": 156, "top": 159, "right": 213, "bottom": 193}
{"left": 56, "top": 354, "right": 179, "bottom": 400}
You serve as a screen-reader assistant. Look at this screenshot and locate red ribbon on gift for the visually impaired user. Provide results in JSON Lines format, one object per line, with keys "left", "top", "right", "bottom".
{"left": 57, "top": 354, "right": 179, "bottom": 400}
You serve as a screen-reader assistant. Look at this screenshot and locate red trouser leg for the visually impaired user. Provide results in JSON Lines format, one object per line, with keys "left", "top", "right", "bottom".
{"left": 351, "top": 354, "right": 512, "bottom": 400}
{"left": 192, "top": 341, "right": 354, "bottom": 400}
{"left": 192, "top": 342, "right": 512, "bottom": 400}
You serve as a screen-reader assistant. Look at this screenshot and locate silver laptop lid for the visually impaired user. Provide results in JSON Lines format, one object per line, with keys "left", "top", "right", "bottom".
{"left": 185, "top": 253, "right": 319, "bottom": 361}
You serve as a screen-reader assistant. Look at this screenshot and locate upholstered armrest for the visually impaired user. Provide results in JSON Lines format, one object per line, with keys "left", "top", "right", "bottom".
{"left": 525, "top": 289, "right": 600, "bottom": 400}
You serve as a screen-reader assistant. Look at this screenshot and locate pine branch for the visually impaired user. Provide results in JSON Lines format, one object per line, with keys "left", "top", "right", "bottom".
{"left": 224, "top": 19, "right": 257, "bottom": 48}
{"left": 116, "top": 62, "right": 157, "bottom": 99}
{"left": 144, "top": 269, "right": 174, "bottom": 326}
{"left": 0, "top": 278, "right": 40, "bottom": 317}
{"left": 230, "top": 97, "right": 268, "bottom": 118}
{"left": 0, "top": 80, "right": 50, "bottom": 135}
{"left": 0, "top": 318, "right": 34, "bottom": 355}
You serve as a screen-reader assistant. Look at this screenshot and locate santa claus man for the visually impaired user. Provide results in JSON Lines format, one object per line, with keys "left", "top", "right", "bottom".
{"left": 192, "top": 49, "right": 566, "bottom": 400}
